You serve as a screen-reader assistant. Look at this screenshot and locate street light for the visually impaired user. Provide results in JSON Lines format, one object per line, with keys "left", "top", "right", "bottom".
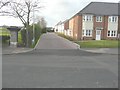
{"left": 32, "top": 5, "right": 37, "bottom": 45}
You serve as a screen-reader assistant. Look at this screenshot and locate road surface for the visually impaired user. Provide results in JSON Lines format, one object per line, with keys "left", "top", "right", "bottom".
{"left": 2, "top": 33, "right": 118, "bottom": 88}
{"left": 35, "top": 33, "right": 79, "bottom": 49}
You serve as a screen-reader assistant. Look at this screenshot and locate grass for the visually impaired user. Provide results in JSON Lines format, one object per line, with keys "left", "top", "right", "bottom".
{"left": 75, "top": 40, "right": 119, "bottom": 48}
{"left": 56, "top": 32, "right": 119, "bottom": 48}
{"left": 56, "top": 32, "right": 76, "bottom": 41}
{"left": 18, "top": 31, "right": 22, "bottom": 44}
{"left": 30, "top": 34, "right": 42, "bottom": 48}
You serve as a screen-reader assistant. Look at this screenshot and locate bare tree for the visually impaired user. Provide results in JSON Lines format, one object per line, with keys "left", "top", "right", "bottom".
{"left": 0, "top": 0, "right": 42, "bottom": 47}
{"left": 37, "top": 16, "right": 47, "bottom": 29}
{"left": 0, "top": 0, "right": 10, "bottom": 9}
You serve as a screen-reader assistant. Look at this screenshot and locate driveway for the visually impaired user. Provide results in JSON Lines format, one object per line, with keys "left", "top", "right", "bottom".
{"left": 35, "top": 33, "right": 79, "bottom": 49}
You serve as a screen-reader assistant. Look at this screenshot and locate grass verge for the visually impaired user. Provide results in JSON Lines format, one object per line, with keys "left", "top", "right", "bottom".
{"left": 75, "top": 40, "right": 119, "bottom": 48}
{"left": 56, "top": 32, "right": 119, "bottom": 48}
{"left": 56, "top": 32, "right": 76, "bottom": 41}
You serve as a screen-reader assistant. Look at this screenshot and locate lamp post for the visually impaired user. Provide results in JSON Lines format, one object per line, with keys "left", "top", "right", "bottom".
{"left": 32, "top": 5, "right": 37, "bottom": 45}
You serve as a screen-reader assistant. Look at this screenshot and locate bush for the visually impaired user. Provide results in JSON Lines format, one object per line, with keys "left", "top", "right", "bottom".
{"left": 20, "top": 24, "right": 46, "bottom": 48}
{"left": 41, "top": 28, "right": 47, "bottom": 33}
{"left": 1, "top": 35, "right": 10, "bottom": 43}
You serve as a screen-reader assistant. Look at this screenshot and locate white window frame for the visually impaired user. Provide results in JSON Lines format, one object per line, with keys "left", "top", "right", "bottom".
{"left": 83, "top": 15, "right": 93, "bottom": 21}
{"left": 82, "top": 30, "right": 85, "bottom": 36}
{"left": 107, "top": 30, "right": 117, "bottom": 37}
{"left": 96, "top": 16, "right": 102, "bottom": 22}
{"left": 82, "top": 29, "right": 92, "bottom": 37}
{"left": 108, "top": 16, "right": 118, "bottom": 22}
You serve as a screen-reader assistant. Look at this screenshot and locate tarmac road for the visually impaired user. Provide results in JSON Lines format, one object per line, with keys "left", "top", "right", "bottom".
{"left": 2, "top": 33, "right": 118, "bottom": 88}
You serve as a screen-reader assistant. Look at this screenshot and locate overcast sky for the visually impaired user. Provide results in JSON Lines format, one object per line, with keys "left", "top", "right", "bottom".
{"left": 0, "top": 0, "right": 119, "bottom": 27}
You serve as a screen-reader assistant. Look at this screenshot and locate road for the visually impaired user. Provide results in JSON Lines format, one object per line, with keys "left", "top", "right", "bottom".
{"left": 35, "top": 33, "right": 79, "bottom": 49}
{"left": 2, "top": 33, "right": 118, "bottom": 88}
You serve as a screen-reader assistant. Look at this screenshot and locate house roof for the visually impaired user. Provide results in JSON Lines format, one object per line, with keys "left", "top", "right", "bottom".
{"left": 78, "top": 2, "right": 119, "bottom": 16}
{"left": 55, "top": 19, "right": 69, "bottom": 26}
{"left": 62, "top": 19, "right": 69, "bottom": 23}
{"left": 55, "top": 21, "right": 62, "bottom": 26}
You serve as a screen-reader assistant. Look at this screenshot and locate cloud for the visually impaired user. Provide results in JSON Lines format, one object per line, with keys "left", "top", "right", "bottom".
{"left": 0, "top": 16, "right": 23, "bottom": 26}
{"left": 41, "top": 0, "right": 119, "bottom": 27}
{"left": 40, "top": 0, "right": 90, "bottom": 26}
{"left": 0, "top": 0, "right": 119, "bottom": 27}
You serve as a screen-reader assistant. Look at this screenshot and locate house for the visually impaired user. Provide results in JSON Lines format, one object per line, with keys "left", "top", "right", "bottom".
{"left": 70, "top": 2, "right": 119, "bottom": 40}
{"left": 55, "top": 2, "right": 119, "bottom": 40}
{"left": 54, "top": 21, "right": 64, "bottom": 33}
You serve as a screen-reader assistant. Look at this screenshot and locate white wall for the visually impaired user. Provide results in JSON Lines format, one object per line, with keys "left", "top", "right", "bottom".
{"left": 82, "top": 21, "right": 93, "bottom": 30}
{"left": 54, "top": 26, "right": 58, "bottom": 32}
{"left": 108, "top": 22, "right": 118, "bottom": 31}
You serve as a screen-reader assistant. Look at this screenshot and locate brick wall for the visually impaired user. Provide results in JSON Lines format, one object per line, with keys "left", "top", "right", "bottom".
{"left": 64, "top": 20, "right": 69, "bottom": 30}
{"left": 93, "top": 16, "right": 109, "bottom": 40}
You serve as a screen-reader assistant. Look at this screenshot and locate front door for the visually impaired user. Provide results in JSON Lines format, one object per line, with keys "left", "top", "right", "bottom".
{"left": 96, "top": 30, "right": 101, "bottom": 40}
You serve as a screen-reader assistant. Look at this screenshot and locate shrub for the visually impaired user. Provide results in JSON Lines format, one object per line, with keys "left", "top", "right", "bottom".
{"left": 1, "top": 36, "right": 10, "bottom": 43}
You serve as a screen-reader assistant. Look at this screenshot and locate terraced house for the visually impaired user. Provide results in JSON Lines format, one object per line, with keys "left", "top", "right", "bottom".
{"left": 55, "top": 2, "right": 120, "bottom": 40}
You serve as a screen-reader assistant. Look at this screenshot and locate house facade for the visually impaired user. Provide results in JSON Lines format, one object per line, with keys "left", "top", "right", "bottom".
{"left": 55, "top": 2, "right": 119, "bottom": 40}
{"left": 54, "top": 21, "right": 64, "bottom": 33}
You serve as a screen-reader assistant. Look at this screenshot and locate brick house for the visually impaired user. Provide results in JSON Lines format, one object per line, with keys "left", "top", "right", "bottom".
{"left": 64, "top": 19, "right": 70, "bottom": 36}
{"left": 55, "top": 2, "right": 119, "bottom": 40}
{"left": 54, "top": 21, "right": 62, "bottom": 33}
{"left": 54, "top": 20, "right": 69, "bottom": 35}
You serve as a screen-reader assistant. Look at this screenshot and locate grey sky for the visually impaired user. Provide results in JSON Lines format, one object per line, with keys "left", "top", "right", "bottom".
{"left": 0, "top": 0, "right": 119, "bottom": 27}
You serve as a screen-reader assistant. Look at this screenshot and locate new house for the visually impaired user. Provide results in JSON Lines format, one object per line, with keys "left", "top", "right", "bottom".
{"left": 55, "top": 2, "right": 119, "bottom": 40}
{"left": 54, "top": 21, "right": 64, "bottom": 33}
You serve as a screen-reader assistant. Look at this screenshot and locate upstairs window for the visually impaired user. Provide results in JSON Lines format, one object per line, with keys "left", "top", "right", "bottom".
{"left": 96, "top": 16, "right": 102, "bottom": 22}
{"left": 83, "top": 15, "right": 93, "bottom": 21}
{"left": 109, "top": 16, "right": 118, "bottom": 22}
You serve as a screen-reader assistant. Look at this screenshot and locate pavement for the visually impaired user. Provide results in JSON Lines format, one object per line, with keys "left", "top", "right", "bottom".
{"left": 1, "top": 33, "right": 119, "bottom": 55}
{"left": 80, "top": 48, "right": 119, "bottom": 55}
{"left": 1, "top": 47, "right": 33, "bottom": 55}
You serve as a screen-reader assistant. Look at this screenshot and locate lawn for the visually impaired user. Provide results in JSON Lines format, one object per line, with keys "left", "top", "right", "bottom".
{"left": 75, "top": 40, "right": 119, "bottom": 48}
{"left": 56, "top": 32, "right": 119, "bottom": 48}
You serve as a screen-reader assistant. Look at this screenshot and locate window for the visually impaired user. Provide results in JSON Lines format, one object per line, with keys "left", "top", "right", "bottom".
{"left": 69, "top": 31, "right": 71, "bottom": 35}
{"left": 96, "top": 16, "right": 102, "bottom": 22}
{"left": 82, "top": 29, "right": 92, "bottom": 37}
{"left": 83, "top": 16, "right": 85, "bottom": 21}
{"left": 109, "top": 16, "right": 118, "bottom": 22}
{"left": 83, "top": 15, "right": 93, "bottom": 21}
{"left": 108, "top": 31, "right": 110, "bottom": 36}
{"left": 82, "top": 30, "right": 85, "bottom": 36}
{"left": 107, "top": 30, "right": 117, "bottom": 37}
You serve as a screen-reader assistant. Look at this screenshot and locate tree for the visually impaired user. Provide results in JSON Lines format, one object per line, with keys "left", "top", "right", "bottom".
{"left": 0, "top": 0, "right": 10, "bottom": 9}
{"left": 38, "top": 17, "right": 47, "bottom": 29}
{"left": 36, "top": 16, "right": 47, "bottom": 33}
{"left": 0, "top": 0, "right": 42, "bottom": 47}
{"left": 35, "top": 16, "right": 47, "bottom": 29}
